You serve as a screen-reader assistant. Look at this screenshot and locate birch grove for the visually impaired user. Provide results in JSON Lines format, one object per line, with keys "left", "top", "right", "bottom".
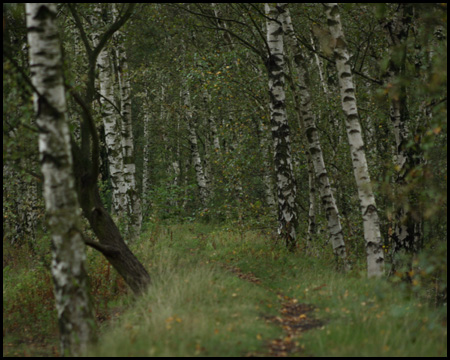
{"left": 280, "top": 3, "right": 349, "bottom": 269}
{"left": 4, "top": 9, "right": 447, "bottom": 353}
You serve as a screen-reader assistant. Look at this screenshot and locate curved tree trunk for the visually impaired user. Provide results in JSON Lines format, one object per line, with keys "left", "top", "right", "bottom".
{"left": 324, "top": 3, "right": 384, "bottom": 277}
{"left": 26, "top": 3, "right": 95, "bottom": 355}
{"left": 68, "top": 3, "right": 150, "bottom": 295}
{"left": 72, "top": 144, "right": 151, "bottom": 295}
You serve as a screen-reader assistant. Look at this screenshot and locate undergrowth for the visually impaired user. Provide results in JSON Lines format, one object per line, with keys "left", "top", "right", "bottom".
{"left": 3, "top": 222, "right": 447, "bottom": 357}
{"left": 87, "top": 223, "right": 447, "bottom": 357}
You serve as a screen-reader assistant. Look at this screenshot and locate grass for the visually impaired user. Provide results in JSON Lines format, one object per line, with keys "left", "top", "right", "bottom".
{"left": 3, "top": 222, "right": 447, "bottom": 356}
{"left": 87, "top": 222, "right": 447, "bottom": 357}
{"left": 88, "top": 224, "right": 282, "bottom": 357}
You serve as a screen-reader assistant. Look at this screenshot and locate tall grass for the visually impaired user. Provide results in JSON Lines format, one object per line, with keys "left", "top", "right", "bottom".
{"left": 87, "top": 225, "right": 282, "bottom": 356}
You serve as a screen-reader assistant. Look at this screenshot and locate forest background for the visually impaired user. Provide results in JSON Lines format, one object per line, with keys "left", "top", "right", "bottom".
{"left": 3, "top": 3, "right": 447, "bottom": 357}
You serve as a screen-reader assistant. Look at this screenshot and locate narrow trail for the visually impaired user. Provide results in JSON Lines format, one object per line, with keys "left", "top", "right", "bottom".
{"left": 225, "top": 266, "right": 324, "bottom": 357}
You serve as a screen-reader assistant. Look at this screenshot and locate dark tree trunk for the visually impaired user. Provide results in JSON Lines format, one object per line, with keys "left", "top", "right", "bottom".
{"left": 72, "top": 142, "right": 151, "bottom": 295}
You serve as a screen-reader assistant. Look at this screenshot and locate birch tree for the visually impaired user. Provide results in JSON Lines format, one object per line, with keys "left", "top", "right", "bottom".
{"left": 279, "top": 3, "right": 349, "bottom": 268}
{"left": 113, "top": 3, "right": 142, "bottom": 236}
{"left": 67, "top": 3, "right": 151, "bottom": 294}
{"left": 142, "top": 88, "right": 152, "bottom": 215}
{"left": 382, "top": 4, "right": 422, "bottom": 263}
{"left": 94, "top": 5, "right": 129, "bottom": 220}
{"left": 184, "top": 88, "right": 209, "bottom": 207}
{"left": 26, "top": 3, "right": 95, "bottom": 355}
{"left": 265, "top": 3, "right": 298, "bottom": 251}
{"left": 324, "top": 3, "right": 384, "bottom": 277}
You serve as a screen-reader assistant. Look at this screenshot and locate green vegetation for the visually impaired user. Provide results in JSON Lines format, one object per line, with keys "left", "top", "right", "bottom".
{"left": 91, "top": 222, "right": 447, "bottom": 357}
{"left": 3, "top": 3, "right": 447, "bottom": 357}
{"left": 7, "top": 222, "right": 445, "bottom": 356}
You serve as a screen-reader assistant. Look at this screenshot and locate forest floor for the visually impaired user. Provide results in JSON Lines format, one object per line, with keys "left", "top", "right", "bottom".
{"left": 3, "top": 222, "right": 448, "bottom": 357}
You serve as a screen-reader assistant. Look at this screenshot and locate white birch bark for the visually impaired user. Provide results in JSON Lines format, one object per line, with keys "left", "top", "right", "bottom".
{"left": 324, "top": 3, "right": 384, "bottom": 277}
{"left": 279, "top": 3, "right": 349, "bottom": 268}
{"left": 184, "top": 89, "right": 209, "bottom": 207}
{"left": 209, "top": 116, "right": 221, "bottom": 152}
{"left": 307, "top": 158, "right": 317, "bottom": 243}
{"left": 26, "top": 3, "right": 95, "bottom": 355}
{"left": 113, "top": 4, "right": 142, "bottom": 236}
{"left": 142, "top": 94, "right": 151, "bottom": 215}
{"left": 257, "top": 115, "right": 277, "bottom": 214}
{"left": 265, "top": 3, "right": 298, "bottom": 251}
{"left": 93, "top": 5, "right": 129, "bottom": 220}
{"left": 310, "top": 32, "right": 329, "bottom": 96}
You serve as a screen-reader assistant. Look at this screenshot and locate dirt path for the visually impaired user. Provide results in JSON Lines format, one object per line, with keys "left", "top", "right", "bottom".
{"left": 225, "top": 266, "right": 323, "bottom": 357}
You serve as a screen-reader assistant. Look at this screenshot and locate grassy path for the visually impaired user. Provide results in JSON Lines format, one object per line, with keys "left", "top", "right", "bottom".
{"left": 4, "top": 222, "right": 447, "bottom": 356}
{"left": 226, "top": 265, "right": 323, "bottom": 356}
{"left": 87, "top": 223, "right": 447, "bottom": 357}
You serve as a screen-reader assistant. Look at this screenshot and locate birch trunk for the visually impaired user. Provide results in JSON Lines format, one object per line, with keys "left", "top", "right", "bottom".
{"left": 26, "top": 3, "right": 95, "bottom": 355}
{"left": 279, "top": 3, "right": 349, "bottom": 268}
{"left": 113, "top": 3, "right": 142, "bottom": 237}
{"left": 184, "top": 89, "right": 209, "bottom": 207}
{"left": 142, "top": 95, "right": 151, "bottom": 215}
{"left": 265, "top": 3, "right": 298, "bottom": 251}
{"left": 307, "top": 158, "right": 317, "bottom": 244}
{"left": 382, "top": 4, "right": 422, "bottom": 261}
{"left": 256, "top": 114, "right": 277, "bottom": 215}
{"left": 94, "top": 5, "right": 129, "bottom": 219}
{"left": 324, "top": 3, "right": 384, "bottom": 277}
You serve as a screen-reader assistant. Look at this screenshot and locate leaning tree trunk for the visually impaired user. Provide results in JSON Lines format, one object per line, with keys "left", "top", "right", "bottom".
{"left": 279, "top": 3, "right": 349, "bottom": 269}
{"left": 26, "top": 3, "right": 95, "bottom": 355}
{"left": 66, "top": 3, "right": 150, "bottom": 296}
{"left": 324, "top": 3, "right": 384, "bottom": 277}
{"left": 265, "top": 3, "right": 298, "bottom": 251}
{"left": 72, "top": 143, "right": 152, "bottom": 295}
